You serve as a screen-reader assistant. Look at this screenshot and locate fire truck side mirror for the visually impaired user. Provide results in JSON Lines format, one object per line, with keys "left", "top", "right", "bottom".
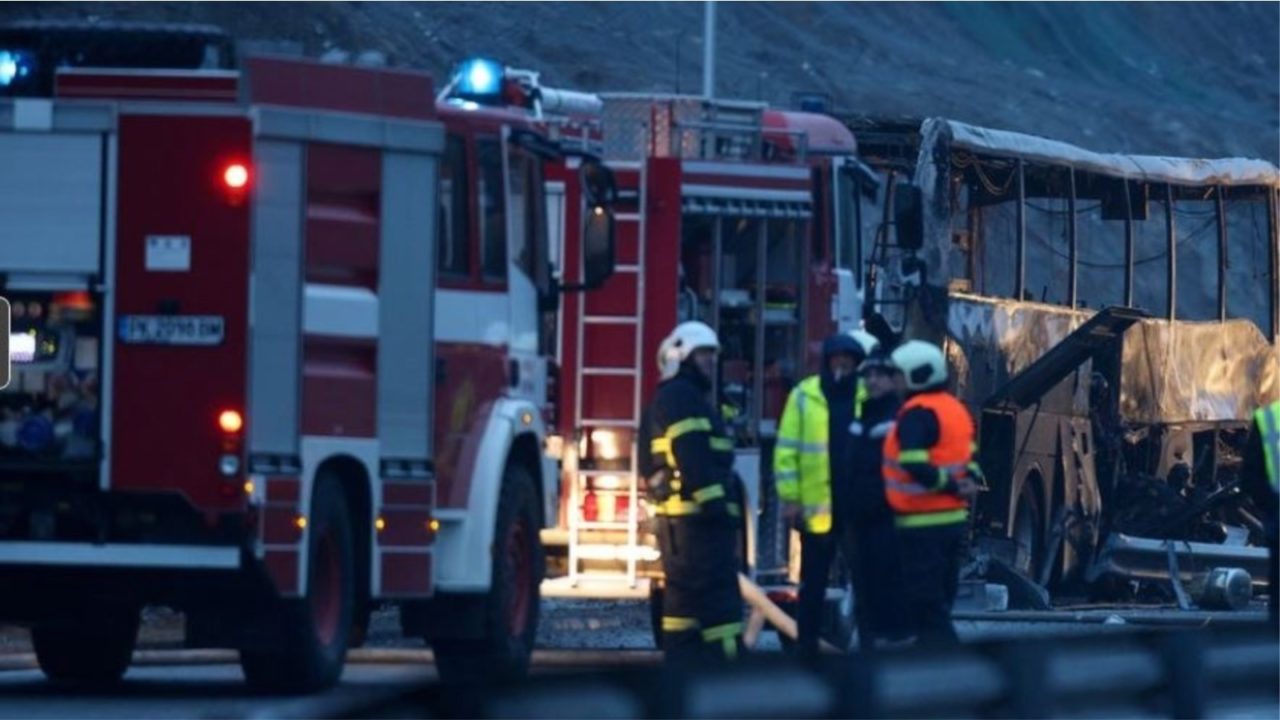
{"left": 578, "top": 159, "right": 617, "bottom": 291}
{"left": 580, "top": 159, "right": 616, "bottom": 206}
{"left": 893, "top": 183, "right": 924, "bottom": 251}
{"left": 581, "top": 205, "right": 616, "bottom": 291}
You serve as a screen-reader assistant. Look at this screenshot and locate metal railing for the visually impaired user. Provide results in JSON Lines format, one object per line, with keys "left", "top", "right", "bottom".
{"left": 322, "top": 623, "right": 1278, "bottom": 719}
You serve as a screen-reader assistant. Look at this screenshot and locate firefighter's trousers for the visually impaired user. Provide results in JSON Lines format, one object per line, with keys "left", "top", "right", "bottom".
{"left": 797, "top": 525, "right": 855, "bottom": 660}
{"left": 655, "top": 514, "right": 744, "bottom": 664}
{"left": 897, "top": 521, "right": 965, "bottom": 646}
{"left": 849, "top": 514, "right": 912, "bottom": 646}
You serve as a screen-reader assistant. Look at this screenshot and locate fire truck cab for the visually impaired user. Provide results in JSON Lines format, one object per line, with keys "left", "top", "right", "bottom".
{"left": 0, "top": 25, "right": 615, "bottom": 691}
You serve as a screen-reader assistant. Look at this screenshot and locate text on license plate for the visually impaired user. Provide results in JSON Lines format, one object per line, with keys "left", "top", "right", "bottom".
{"left": 118, "top": 315, "right": 225, "bottom": 346}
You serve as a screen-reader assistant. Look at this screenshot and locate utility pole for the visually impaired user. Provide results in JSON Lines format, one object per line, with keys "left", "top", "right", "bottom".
{"left": 703, "top": 0, "right": 716, "bottom": 98}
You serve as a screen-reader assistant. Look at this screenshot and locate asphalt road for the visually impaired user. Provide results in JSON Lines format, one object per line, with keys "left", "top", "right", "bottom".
{"left": 0, "top": 600, "right": 1269, "bottom": 719}
{"left": 0, "top": 661, "right": 432, "bottom": 720}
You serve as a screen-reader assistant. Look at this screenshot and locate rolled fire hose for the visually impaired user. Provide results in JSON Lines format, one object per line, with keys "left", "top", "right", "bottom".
{"left": 738, "top": 573, "right": 842, "bottom": 654}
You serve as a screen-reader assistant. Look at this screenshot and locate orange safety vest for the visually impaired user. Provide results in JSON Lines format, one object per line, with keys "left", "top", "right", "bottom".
{"left": 882, "top": 391, "right": 974, "bottom": 527}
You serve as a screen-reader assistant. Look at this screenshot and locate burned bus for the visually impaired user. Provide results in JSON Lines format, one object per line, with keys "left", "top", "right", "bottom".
{"left": 847, "top": 117, "right": 1278, "bottom": 605}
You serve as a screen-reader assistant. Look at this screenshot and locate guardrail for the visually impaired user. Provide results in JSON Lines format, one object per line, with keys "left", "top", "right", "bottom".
{"left": 327, "top": 623, "right": 1277, "bottom": 719}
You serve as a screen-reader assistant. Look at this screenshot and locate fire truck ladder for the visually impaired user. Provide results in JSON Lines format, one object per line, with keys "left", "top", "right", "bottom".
{"left": 566, "top": 162, "right": 654, "bottom": 591}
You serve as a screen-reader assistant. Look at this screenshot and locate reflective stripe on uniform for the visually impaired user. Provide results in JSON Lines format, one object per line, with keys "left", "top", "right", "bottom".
{"left": 650, "top": 438, "right": 676, "bottom": 467}
{"left": 651, "top": 417, "right": 719, "bottom": 469}
{"left": 868, "top": 421, "right": 895, "bottom": 439}
{"left": 776, "top": 438, "right": 828, "bottom": 454}
{"left": 662, "top": 615, "right": 699, "bottom": 631}
{"left": 653, "top": 498, "right": 702, "bottom": 516}
{"left": 898, "top": 449, "right": 931, "bottom": 464}
{"left": 895, "top": 508, "right": 969, "bottom": 528}
{"left": 693, "top": 484, "right": 726, "bottom": 504}
{"left": 701, "top": 621, "right": 742, "bottom": 660}
{"left": 668, "top": 417, "right": 713, "bottom": 439}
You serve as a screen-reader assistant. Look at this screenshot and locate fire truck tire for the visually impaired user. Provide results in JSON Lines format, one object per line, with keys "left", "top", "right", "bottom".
{"left": 433, "top": 464, "right": 543, "bottom": 683}
{"left": 240, "top": 476, "right": 355, "bottom": 693}
{"left": 32, "top": 607, "right": 139, "bottom": 686}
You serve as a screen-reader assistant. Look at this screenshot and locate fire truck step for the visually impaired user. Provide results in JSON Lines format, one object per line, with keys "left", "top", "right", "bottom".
{"left": 540, "top": 575, "right": 652, "bottom": 599}
{"left": 573, "top": 544, "right": 661, "bottom": 562}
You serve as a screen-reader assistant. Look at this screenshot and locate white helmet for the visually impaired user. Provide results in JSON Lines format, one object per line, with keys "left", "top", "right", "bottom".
{"left": 891, "top": 340, "right": 947, "bottom": 391}
{"left": 657, "top": 321, "right": 720, "bottom": 380}
{"left": 847, "top": 329, "right": 881, "bottom": 356}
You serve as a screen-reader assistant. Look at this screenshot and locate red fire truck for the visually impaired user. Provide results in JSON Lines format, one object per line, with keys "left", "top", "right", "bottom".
{"left": 0, "top": 25, "right": 615, "bottom": 691}
{"left": 482, "top": 69, "right": 878, "bottom": 647}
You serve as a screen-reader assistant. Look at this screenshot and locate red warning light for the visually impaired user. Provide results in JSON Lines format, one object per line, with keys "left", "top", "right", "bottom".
{"left": 223, "top": 163, "right": 249, "bottom": 190}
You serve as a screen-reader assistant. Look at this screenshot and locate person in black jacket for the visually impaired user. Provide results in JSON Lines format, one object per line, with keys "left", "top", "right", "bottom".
{"left": 639, "top": 321, "right": 744, "bottom": 664}
{"left": 842, "top": 348, "right": 912, "bottom": 647}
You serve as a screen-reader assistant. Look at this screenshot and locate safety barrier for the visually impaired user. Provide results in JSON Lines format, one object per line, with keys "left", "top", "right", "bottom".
{"left": 323, "top": 623, "right": 1277, "bottom": 719}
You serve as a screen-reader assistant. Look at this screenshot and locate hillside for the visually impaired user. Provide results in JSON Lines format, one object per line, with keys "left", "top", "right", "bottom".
{"left": 4, "top": 1, "right": 1277, "bottom": 162}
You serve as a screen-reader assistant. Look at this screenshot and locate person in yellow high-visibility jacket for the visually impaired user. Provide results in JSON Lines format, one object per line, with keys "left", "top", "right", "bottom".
{"left": 774, "top": 330, "right": 876, "bottom": 660}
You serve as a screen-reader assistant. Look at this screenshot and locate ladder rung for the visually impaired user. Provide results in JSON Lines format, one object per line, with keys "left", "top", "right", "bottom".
{"left": 576, "top": 469, "right": 637, "bottom": 478}
{"left": 576, "top": 521, "right": 633, "bottom": 530}
{"left": 582, "top": 367, "right": 639, "bottom": 377}
{"left": 583, "top": 315, "right": 638, "bottom": 325}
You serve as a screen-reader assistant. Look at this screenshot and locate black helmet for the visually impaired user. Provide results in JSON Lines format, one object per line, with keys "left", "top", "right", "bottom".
{"left": 858, "top": 348, "right": 899, "bottom": 376}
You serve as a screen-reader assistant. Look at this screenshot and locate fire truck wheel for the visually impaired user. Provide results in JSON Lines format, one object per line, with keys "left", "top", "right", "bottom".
{"left": 32, "top": 606, "right": 139, "bottom": 686}
{"left": 434, "top": 464, "right": 543, "bottom": 683}
{"left": 240, "top": 476, "right": 355, "bottom": 693}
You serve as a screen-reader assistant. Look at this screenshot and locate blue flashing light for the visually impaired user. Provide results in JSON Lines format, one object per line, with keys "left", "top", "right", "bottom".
{"left": 0, "top": 50, "right": 33, "bottom": 88}
{"left": 455, "top": 57, "right": 503, "bottom": 97}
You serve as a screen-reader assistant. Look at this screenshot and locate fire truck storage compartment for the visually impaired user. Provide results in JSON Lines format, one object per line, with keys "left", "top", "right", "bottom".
{"left": 0, "top": 131, "right": 103, "bottom": 275}
{"left": 678, "top": 206, "right": 810, "bottom": 447}
{"left": 0, "top": 126, "right": 107, "bottom": 481}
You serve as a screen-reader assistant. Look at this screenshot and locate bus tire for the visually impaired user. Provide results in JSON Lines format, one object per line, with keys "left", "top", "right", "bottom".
{"left": 240, "top": 474, "right": 355, "bottom": 693}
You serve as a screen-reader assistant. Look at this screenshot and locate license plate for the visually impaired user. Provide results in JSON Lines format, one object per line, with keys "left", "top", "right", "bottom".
{"left": 118, "top": 315, "right": 225, "bottom": 346}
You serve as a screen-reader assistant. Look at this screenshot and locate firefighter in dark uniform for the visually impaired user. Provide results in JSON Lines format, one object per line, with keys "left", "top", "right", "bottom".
{"left": 843, "top": 347, "right": 912, "bottom": 647}
{"left": 639, "top": 321, "right": 745, "bottom": 663}
{"left": 1243, "top": 399, "right": 1279, "bottom": 626}
{"left": 882, "top": 340, "right": 980, "bottom": 646}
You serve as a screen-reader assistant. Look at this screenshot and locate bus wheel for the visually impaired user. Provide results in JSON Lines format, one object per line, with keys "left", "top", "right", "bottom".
{"left": 240, "top": 474, "right": 355, "bottom": 693}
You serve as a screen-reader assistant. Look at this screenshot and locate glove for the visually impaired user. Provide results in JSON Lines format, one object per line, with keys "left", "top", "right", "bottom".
{"left": 645, "top": 469, "right": 676, "bottom": 504}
